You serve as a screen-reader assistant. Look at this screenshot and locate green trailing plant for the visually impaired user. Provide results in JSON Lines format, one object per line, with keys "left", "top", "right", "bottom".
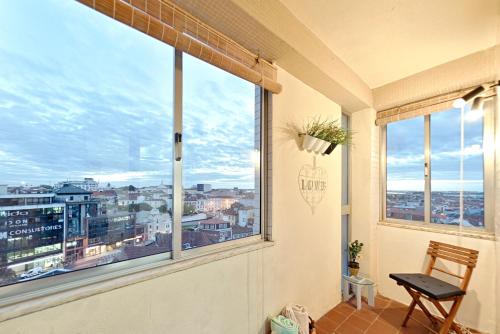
{"left": 302, "top": 117, "right": 352, "bottom": 146}
{"left": 349, "top": 240, "right": 364, "bottom": 265}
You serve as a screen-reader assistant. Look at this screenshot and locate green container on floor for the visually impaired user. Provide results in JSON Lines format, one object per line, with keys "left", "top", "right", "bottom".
{"left": 270, "top": 315, "right": 299, "bottom": 334}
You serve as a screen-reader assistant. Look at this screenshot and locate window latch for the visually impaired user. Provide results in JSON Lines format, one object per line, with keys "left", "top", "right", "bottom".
{"left": 175, "top": 132, "right": 182, "bottom": 161}
{"left": 424, "top": 162, "right": 429, "bottom": 177}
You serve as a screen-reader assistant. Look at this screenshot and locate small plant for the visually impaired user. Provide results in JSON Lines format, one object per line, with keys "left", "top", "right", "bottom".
{"left": 302, "top": 117, "right": 352, "bottom": 146}
{"left": 349, "top": 240, "right": 364, "bottom": 264}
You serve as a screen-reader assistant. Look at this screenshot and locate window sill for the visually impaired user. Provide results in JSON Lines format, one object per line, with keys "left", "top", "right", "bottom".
{"left": 378, "top": 220, "right": 496, "bottom": 241}
{"left": 0, "top": 239, "right": 274, "bottom": 323}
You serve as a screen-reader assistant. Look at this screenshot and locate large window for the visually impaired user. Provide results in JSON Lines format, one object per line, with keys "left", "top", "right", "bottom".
{"left": 382, "top": 97, "right": 494, "bottom": 231}
{"left": 0, "top": 1, "right": 264, "bottom": 289}
{"left": 181, "top": 54, "right": 261, "bottom": 250}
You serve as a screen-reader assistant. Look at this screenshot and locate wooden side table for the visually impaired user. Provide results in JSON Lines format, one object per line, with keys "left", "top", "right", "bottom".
{"left": 342, "top": 275, "right": 376, "bottom": 310}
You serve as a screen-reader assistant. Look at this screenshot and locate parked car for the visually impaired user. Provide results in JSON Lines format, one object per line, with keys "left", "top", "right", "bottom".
{"left": 19, "top": 268, "right": 71, "bottom": 282}
{"left": 19, "top": 267, "right": 44, "bottom": 279}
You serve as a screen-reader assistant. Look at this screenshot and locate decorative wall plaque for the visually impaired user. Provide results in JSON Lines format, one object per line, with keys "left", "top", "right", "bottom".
{"left": 298, "top": 157, "right": 328, "bottom": 214}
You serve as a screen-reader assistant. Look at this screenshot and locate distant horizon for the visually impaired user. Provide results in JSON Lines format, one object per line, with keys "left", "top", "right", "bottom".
{"left": 387, "top": 190, "right": 483, "bottom": 193}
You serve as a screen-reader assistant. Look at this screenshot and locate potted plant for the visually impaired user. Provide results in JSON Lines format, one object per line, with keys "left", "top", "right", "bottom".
{"left": 301, "top": 117, "right": 352, "bottom": 154}
{"left": 301, "top": 118, "right": 331, "bottom": 153}
{"left": 322, "top": 121, "right": 352, "bottom": 155}
{"left": 348, "top": 240, "right": 364, "bottom": 277}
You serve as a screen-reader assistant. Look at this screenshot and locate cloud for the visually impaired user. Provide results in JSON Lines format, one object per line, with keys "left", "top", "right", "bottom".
{"left": 0, "top": 1, "right": 258, "bottom": 190}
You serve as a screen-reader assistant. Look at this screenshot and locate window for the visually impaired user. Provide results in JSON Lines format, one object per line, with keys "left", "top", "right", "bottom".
{"left": 0, "top": 1, "right": 265, "bottom": 290}
{"left": 381, "top": 96, "right": 494, "bottom": 231}
{"left": 182, "top": 54, "right": 261, "bottom": 249}
{"left": 431, "top": 106, "right": 484, "bottom": 227}
{"left": 386, "top": 117, "right": 425, "bottom": 222}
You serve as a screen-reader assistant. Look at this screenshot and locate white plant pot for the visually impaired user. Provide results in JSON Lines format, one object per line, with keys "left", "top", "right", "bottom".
{"left": 311, "top": 137, "right": 325, "bottom": 152}
{"left": 302, "top": 134, "right": 318, "bottom": 151}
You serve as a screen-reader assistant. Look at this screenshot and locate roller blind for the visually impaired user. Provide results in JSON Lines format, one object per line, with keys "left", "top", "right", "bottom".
{"left": 375, "top": 85, "right": 496, "bottom": 126}
{"left": 78, "top": 0, "right": 282, "bottom": 94}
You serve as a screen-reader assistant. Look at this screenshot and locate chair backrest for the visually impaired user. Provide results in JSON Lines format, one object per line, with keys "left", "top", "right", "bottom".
{"left": 425, "top": 240, "right": 479, "bottom": 291}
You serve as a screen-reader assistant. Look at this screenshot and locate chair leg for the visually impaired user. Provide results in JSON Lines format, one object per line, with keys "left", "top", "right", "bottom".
{"left": 430, "top": 299, "right": 464, "bottom": 334}
{"left": 402, "top": 300, "right": 416, "bottom": 327}
{"left": 439, "top": 297, "right": 463, "bottom": 334}
{"left": 404, "top": 287, "right": 439, "bottom": 327}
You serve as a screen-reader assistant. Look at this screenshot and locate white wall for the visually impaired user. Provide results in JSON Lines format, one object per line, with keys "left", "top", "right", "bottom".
{"left": 350, "top": 108, "right": 379, "bottom": 281}
{"left": 0, "top": 68, "right": 343, "bottom": 334}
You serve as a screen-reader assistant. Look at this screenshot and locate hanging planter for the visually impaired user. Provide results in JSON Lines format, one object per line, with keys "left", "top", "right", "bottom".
{"left": 300, "top": 117, "right": 352, "bottom": 155}
{"left": 301, "top": 135, "right": 331, "bottom": 154}
{"left": 302, "top": 134, "right": 319, "bottom": 151}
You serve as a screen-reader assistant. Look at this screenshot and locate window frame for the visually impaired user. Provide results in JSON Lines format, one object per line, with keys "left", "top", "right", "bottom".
{"left": 0, "top": 50, "right": 272, "bottom": 307}
{"left": 379, "top": 94, "right": 496, "bottom": 235}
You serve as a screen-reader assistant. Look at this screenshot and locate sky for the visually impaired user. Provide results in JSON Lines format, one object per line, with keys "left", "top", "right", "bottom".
{"left": 387, "top": 105, "right": 484, "bottom": 192}
{"left": 0, "top": 1, "right": 257, "bottom": 189}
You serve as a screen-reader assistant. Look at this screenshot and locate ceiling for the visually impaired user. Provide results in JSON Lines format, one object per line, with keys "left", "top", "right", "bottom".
{"left": 279, "top": 0, "right": 499, "bottom": 88}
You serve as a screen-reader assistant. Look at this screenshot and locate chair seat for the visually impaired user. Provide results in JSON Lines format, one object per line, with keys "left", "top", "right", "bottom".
{"left": 389, "top": 273, "right": 465, "bottom": 300}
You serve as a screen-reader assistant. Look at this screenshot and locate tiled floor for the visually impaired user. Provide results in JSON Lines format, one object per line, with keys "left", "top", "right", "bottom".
{"left": 315, "top": 295, "right": 479, "bottom": 334}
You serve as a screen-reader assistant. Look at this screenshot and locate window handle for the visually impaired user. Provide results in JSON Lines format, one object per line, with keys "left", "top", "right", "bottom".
{"left": 424, "top": 162, "right": 429, "bottom": 177}
{"left": 175, "top": 132, "right": 182, "bottom": 161}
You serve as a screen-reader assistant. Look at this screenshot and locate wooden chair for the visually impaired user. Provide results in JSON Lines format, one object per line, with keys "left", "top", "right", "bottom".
{"left": 389, "top": 240, "right": 479, "bottom": 334}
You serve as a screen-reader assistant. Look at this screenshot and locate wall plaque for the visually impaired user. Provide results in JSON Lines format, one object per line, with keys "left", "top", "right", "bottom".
{"left": 298, "top": 157, "right": 328, "bottom": 214}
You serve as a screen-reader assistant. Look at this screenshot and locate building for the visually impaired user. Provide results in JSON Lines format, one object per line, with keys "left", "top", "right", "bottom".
{"left": 196, "top": 184, "right": 212, "bottom": 192}
{"left": 0, "top": 193, "right": 65, "bottom": 275}
{"left": 198, "top": 218, "right": 232, "bottom": 242}
{"left": 144, "top": 211, "right": 172, "bottom": 241}
{"left": 55, "top": 184, "right": 98, "bottom": 264}
{"left": 86, "top": 213, "right": 142, "bottom": 257}
{"left": 54, "top": 178, "right": 99, "bottom": 192}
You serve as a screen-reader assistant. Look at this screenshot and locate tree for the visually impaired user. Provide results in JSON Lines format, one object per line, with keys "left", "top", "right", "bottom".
{"left": 118, "top": 203, "right": 153, "bottom": 212}
{"left": 0, "top": 266, "right": 17, "bottom": 285}
{"left": 183, "top": 203, "right": 196, "bottom": 215}
{"left": 158, "top": 204, "right": 169, "bottom": 214}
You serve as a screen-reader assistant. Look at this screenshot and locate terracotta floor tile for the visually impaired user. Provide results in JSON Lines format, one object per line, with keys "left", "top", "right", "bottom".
{"left": 388, "top": 300, "right": 408, "bottom": 310}
{"left": 410, "top": 309, "right": 432, "bottom": 326}
{"left": 374, "top": 296, "right": 392, "bottom": 310}
{"left": 315, "top": 327, "right": 330, "bottom": 334}
{"left": 311, "top": 297, "right": 483, "bottom": 334}
{"left": 324, "top": 309, "right": 347, "bottom": 327}
{"left": 398, "top": 322, "right": 433, "bottom": 334}
{"left": 346, "top": 313, "right": 373, "bottom": 332}
{"left": 335, "top": 321, "right": 365, "bottom": 334}
{"left": 333, "top": 302, "right": 356, "bottom": 317}
{"left": 315, "top": 316, "right": 339, "bottom": 334}
{"left": 354, "top": 309, "right": 379, "bottom": 323}
{"left": 378, "top": 307, "right": 408, "bottom": 328}
{"left": 365, "top": 319, "right": 400, "bottom": 334}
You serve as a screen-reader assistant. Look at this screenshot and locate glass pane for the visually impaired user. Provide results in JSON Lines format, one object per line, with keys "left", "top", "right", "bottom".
{"left": 0, "top": 1, "right": 173, "bottom": 287}
{"left": 431, "top": 105, "right": 484, "bottom": 227}
{"left": 182, "top": 54, "right": 260, "bottom": 250}
{"left": 386, "top": 117, "right": 425, "bottom": 221}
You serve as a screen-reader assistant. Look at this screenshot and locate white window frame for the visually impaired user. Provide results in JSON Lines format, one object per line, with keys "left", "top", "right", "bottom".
{"left": 0, "top": 50, "right": 273, "bottom": 315}
{"left": 379, "top": 94, "right": 496, "bottom": 236}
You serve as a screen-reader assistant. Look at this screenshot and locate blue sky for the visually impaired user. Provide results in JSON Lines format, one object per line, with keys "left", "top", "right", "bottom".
{"left": 387, "top": 105, "right": 484, "bottom": 192}
{"left": 0, "top": 1, "right": 257, "bottom": 189}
